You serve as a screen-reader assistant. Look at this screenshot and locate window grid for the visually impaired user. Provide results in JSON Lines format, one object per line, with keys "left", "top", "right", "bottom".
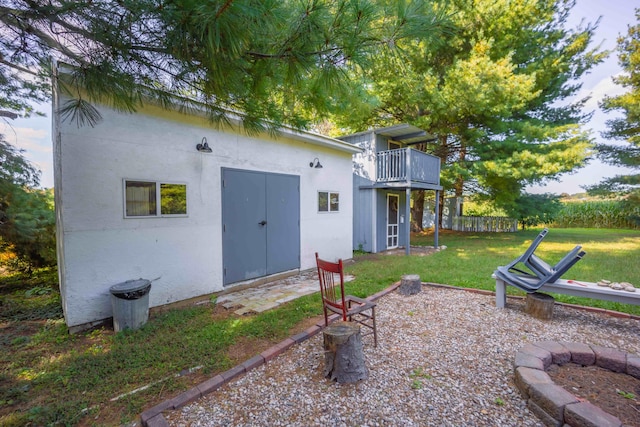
{"left": 318, "top": 191, "right": 339, "bottom": 213}
{"left": 124, "top": 180, "right": 187, "bottom": 218}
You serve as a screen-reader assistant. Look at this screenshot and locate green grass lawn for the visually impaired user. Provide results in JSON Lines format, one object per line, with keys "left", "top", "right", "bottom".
{"left": 1, "top": 228, "right": 639, "bottom": 425}
{"left": 352, "top": 228, "right": 640, "bottom": 313}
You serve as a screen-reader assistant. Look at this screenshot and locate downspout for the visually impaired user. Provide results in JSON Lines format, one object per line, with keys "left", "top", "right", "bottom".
{"left": 405, "top": 148, "right": 411, "bottom": 255}
{"left": 434, "top": 190, "right": 440, "bottom": 248}
{"left": 405, "top": 188, "right": 411, "bottom": 255}
{"left": 371, "top": 189, "right": 377, "bottom": 253}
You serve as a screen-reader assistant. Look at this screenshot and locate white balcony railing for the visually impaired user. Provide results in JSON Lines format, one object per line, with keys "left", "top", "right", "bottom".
{"left": 376, "top": 148, "right": 440, "bottom": 185}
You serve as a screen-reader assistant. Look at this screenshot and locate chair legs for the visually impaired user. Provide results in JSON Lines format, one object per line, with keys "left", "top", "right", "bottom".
{"left": 322, "top": 306, "right": 377, "bottom": 346}
{"left": 347, "top": 300, "right": 377, "bottom": 347}
{"left": 316, "top": 252, "right": 378, "bottom": 346}
{"left": 370, "top": 306, "right": 377, "bottom": 347}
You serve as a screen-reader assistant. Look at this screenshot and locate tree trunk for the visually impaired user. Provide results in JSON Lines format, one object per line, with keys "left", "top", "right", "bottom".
{"left": 454, "top": 139, "right": 466, "bottom": 215}
{"left": 437, "top": 188, "right": 445, "bottom": 231}
{"left": 410, "top": 141, "right": 429, "bottom": 233}
{"left": 411, "top": 190, "right": 425, "bottom": 232}
{"left": 434, "top": 136, "right": 449, "bottom": 231}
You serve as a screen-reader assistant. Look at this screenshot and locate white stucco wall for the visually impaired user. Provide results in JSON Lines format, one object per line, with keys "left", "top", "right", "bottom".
{"left": 54, "top": 96, "right": 358, "bottom": 328}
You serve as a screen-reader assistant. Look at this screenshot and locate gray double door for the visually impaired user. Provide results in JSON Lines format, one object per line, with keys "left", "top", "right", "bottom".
{"left": 222, "top": 168, "right": 300, "bottom": 286}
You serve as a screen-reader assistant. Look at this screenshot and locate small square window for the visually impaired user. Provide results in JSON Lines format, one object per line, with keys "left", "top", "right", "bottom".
{"left": 318, "top": 191, "right": 339, "bottom": 213}
{"left": 125, "top": 180, "right": 187, "bottom": 217}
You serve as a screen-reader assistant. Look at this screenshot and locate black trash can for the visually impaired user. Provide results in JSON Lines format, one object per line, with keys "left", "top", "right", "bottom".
{"left": 109, "top": 279, "right": 152, "bottom": 332}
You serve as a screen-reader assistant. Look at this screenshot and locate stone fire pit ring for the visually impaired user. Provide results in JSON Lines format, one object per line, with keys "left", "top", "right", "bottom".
{"left": 514, "top": 340, "right": 640, "bottom": 427}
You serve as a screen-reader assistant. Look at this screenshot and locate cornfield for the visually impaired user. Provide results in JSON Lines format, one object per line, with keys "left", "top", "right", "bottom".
{"left": 553, "top": 200, "right": 640, "bottom": 229}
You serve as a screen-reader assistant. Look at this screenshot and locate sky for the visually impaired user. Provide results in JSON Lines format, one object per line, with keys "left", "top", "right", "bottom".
{"left": 2, "top": 0, "right": 638, "bottom": 194}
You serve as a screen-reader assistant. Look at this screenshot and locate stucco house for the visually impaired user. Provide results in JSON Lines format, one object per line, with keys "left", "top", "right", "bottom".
{"left": 53, "top": 86, "right": 361, "bottom": 331}
{"left": 341, "top": 124, "right": 443, "bottom": 255}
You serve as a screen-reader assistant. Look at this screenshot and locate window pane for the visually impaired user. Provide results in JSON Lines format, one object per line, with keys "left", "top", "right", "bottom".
{"left": 388, "top": 196, "right": 398, "bottom": 224}
{"left": 318, "top": 192, "right": 329, "bottom": 212}
{"left": 330, "top": 193, "right": 339, "bottom": 212}
{"left": 126, "top": 181, "right": 156, "bottom": 216}
{"left": 161, "top": 183, "right": 187, "bottom": 215}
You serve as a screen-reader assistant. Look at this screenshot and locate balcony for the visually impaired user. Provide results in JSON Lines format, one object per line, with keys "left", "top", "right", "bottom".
{"left": 376, "top": 148, "right": 440, "bottom": 187}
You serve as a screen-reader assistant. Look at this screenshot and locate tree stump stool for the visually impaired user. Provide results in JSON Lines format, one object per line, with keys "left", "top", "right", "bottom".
{"left": 323, "top": 321, "right": 368, "bottom": 383}
{"left": 525, "top": 292, "right": 555, "bottom": 320}
{"left": 399, "top": 274, "right": 421, "bottom": 295}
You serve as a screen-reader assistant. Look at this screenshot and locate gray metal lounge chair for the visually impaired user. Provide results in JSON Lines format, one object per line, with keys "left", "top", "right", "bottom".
{"left": 495, "top": 249, "right": 585, "bottom": 293}
{"left": 496, "top": 229, "right": 586, "bottom": 293}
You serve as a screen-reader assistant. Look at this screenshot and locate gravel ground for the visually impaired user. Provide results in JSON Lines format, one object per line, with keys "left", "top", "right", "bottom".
{"left": 168, "top": 286, "right": 640, "bottom": 427}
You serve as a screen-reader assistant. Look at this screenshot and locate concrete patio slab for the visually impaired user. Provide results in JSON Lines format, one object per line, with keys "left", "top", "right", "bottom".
{"left": 217, "top": 270, "right": 353, "bottom": 315}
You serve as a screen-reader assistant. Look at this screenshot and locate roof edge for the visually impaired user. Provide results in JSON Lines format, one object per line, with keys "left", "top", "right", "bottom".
{"left": 54, "top": 63, "right": 362, "bottom": 155}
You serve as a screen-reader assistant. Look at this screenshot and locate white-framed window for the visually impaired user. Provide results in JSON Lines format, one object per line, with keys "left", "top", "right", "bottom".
{"left": 124, "top": 180, "right": 187, "bottom": 218}
{"left": 318, "top": 191, "right": 339, "bottom": 213}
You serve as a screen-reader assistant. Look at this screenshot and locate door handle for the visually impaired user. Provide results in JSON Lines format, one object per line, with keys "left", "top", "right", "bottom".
{"left": 258, "top": 220, "right": 267, "bottom": 226}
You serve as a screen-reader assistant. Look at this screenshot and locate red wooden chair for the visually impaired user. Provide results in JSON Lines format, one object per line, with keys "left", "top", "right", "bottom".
{"left": 315, "top": 253, "right": 377, "bottom": 346}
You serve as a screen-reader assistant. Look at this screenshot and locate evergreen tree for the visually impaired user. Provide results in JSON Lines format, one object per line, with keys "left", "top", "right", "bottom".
{"left": 329, "top": 0, "right": 604, "bottom": 228}
{"left": 0, "top": 135, "right": 56, "bottom": 269}
{"left": 504, "top": 193, "right": 562, "bottom": 231}
{"left": 589, "top": 9, "right": 639, "bottom": 224}
{"left": 1, "top": 0, "right": 444, "bottom": 131}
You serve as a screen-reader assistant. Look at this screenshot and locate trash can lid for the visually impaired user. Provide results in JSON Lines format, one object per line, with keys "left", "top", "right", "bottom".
{"left": 109, "top": 279, "right": 151, "bottom": 295}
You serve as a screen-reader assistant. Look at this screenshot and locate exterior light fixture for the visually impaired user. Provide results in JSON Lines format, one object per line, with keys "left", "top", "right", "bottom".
{"left": 196, "top": 137, "right": 212, "bottom": 153}
{"left": 309, "top": 157, "right": 323, "bottom": 168}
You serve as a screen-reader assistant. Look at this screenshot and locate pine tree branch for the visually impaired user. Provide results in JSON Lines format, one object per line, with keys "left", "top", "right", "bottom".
{"left": 0, "top": 5, "right": 89, "bottom": 66}
{"left": 0, "top": 57, "right": 39, "bottom": 76}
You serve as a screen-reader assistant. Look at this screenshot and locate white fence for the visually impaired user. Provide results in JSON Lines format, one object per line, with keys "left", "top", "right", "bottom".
{"left": 451, "top": 216, "right": 517, "bottom": 232}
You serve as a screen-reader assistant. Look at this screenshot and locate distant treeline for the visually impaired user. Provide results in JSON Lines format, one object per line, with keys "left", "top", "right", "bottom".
{"left": 553, "top": 200, "right": 640, "bottom": 229}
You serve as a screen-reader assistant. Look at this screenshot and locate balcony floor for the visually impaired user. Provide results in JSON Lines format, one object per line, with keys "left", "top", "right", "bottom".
{"left": 359, "top": 181, "right": 443, "bottom": 191}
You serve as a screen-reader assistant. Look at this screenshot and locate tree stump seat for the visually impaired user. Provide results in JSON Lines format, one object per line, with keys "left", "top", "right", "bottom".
{"left": 524, "top": 292, "right": 555, "bottom": 320}
{"left": 399, "top": 274, "right": 421, "bottom": 296}
{"left": 323, "top": 321, "right": 368, "bottom": 383}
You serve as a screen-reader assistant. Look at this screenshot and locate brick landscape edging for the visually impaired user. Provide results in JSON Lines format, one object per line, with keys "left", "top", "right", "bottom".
{"left": 514, "top": 341, "right": 640, "bottom": 427}
{"left": 424, "top": 282, "right": 640, "bottom": 321}
{"left": 140, "top": 281, "right": 637, "bottom": 426}
{"left": 138, "top": 281, "right": 402, "bottom": 426}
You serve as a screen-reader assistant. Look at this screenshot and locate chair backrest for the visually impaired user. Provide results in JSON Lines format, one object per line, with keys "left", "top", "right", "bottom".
{"left": 315, "top": 253, "right": 347, "bottom": 320}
